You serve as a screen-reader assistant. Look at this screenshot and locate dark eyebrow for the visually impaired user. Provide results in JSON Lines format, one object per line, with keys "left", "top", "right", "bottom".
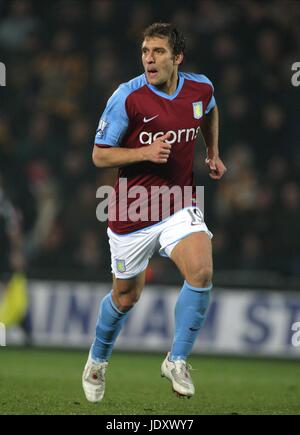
{"left": 142, "top": 46, "right": 166, "bottom": 51}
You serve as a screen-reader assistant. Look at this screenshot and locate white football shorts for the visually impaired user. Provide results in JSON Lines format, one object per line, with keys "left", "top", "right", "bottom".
{"left": 107, "top": 206, "right": 213, "bottom": 279}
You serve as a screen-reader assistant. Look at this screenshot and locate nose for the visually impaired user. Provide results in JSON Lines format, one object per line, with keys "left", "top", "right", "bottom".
{"left": 145, "top": 52, "right": 155, "bottom": 63}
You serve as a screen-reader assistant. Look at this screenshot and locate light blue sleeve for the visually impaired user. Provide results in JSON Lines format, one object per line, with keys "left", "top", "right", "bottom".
{"left": 197, "top": 74, "right": 216, "bottom": 114}
{"left": 94, "top": 84, "right": 129, "bottom": 147}
{"left": 205, "top": 94, "right": 216, "bottom": 114}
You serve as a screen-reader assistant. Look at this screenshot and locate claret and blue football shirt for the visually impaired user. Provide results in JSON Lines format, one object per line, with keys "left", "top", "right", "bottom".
{"left": 95, "top": 72, "right": 216, "bottom": 234}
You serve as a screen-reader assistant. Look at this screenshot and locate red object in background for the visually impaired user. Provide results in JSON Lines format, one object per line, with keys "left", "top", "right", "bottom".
{"left": 145, "top": 265, "right": 154, "bottom": 283}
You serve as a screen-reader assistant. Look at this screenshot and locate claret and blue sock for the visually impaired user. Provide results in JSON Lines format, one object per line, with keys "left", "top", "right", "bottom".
{"left": 170, "top": 280, "right": 212, "bottom": 362}
{"left": 91, "top": 280, "right": 211, "bottom": 364}
{"left": 91, "top": 291, "right": 130, "bottom": 363}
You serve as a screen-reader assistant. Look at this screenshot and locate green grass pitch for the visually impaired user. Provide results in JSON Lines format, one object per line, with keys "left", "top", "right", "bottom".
{"left": 0, "top": 348, "right": 299, "bottom": 415}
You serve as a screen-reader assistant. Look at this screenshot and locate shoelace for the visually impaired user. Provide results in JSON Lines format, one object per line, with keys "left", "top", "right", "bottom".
{"left": 174, "top": 360, "right": 194, "bottom": 378}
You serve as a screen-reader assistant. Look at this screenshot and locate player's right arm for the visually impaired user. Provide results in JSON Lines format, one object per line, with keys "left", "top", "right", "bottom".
{"left": 92, "top": 133, "right": 172, "bottom": 168}
{"left": 92, "top": 84, "right": 171, "bottom": 168}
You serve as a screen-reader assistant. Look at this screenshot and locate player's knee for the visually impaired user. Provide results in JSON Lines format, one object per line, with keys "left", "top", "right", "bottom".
{"left": 186, "top": 264, "right": 213, "bottom": 288}
{"left": 115, "top": 289, "right": 141, "bottom": 312}
{"left": 118, "top": 293, "right": 140, "bottom": 311}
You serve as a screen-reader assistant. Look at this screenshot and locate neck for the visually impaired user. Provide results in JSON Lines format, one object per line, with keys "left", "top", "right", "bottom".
{"left": 155, "top": 70, "right": 179, "bottom": 95}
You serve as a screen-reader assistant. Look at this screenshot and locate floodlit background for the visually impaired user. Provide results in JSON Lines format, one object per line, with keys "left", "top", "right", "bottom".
{"left": 1, "top": 0, "right": 299, "bottom": 286}
{"left": 0, "top": 1, "right": 300, "bottom": 414}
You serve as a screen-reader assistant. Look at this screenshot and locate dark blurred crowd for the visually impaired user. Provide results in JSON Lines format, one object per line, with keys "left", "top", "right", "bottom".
{"left": 0, "top": 0, "right": 299, "bottom": 285}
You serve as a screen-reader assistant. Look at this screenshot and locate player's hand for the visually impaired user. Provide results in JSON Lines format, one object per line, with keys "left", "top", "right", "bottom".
{"left": 142, "top": 132, "right": 172, "bottom": 164}
{"left": 205, "top": 155, "right": 227, "bottom": 179}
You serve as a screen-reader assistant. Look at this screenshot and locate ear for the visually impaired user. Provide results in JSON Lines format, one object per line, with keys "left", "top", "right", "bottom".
{"left": 174, "top": 53, "right": 184, "bottom": 66}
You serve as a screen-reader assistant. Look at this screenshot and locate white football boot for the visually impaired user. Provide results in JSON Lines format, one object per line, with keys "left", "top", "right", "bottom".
{"left": 82, "top": 352, "right": 108, "bottom": 403}
{"left": 161, "top": 352, "right": 195, "bottom": 398}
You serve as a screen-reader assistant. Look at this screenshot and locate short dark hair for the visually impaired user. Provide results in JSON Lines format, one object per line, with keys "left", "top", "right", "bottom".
{"left": 143, "top": 22, "right": 186, "bottom": 57}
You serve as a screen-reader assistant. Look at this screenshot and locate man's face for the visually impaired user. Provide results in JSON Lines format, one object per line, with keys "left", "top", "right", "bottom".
{"left": 142, "top": 36, "right": 182, "bottom": 87}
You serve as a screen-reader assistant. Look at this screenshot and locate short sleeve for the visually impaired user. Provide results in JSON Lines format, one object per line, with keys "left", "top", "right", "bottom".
{"left": 204, "top": 76, "right": 216, "bottom": 114}
{"left": 94, "top": 85, "right": 129, "bottom": 147}
{"left": 205, "top": 94, "right": 216, "bottom": 114}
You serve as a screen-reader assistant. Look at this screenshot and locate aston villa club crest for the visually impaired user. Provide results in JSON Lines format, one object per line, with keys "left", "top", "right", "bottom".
{"left": 192, "top": 101, "right": 203, "bottom": 119}
{"left": 116, "top": 259, "right": 126, "bottom": 273}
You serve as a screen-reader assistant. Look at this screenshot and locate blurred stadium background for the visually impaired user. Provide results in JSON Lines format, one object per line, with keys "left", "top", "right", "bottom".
{"left": 0, "top": 0, "right": 300, "bottom": 414}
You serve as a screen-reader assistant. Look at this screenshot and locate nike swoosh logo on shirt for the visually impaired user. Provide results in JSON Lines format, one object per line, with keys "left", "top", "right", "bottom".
{"left": 143, "top": 115, "right": 159, "bottom": 123}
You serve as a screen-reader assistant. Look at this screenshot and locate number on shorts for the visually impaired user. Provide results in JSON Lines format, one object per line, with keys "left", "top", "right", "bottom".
{"left": 187, "top": 208, "right": 203, "bottom": 225}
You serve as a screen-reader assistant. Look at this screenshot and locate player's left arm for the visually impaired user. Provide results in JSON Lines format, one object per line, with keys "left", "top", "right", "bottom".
{"left": 201, "top": 104, "right": 227, "bottom": 180}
